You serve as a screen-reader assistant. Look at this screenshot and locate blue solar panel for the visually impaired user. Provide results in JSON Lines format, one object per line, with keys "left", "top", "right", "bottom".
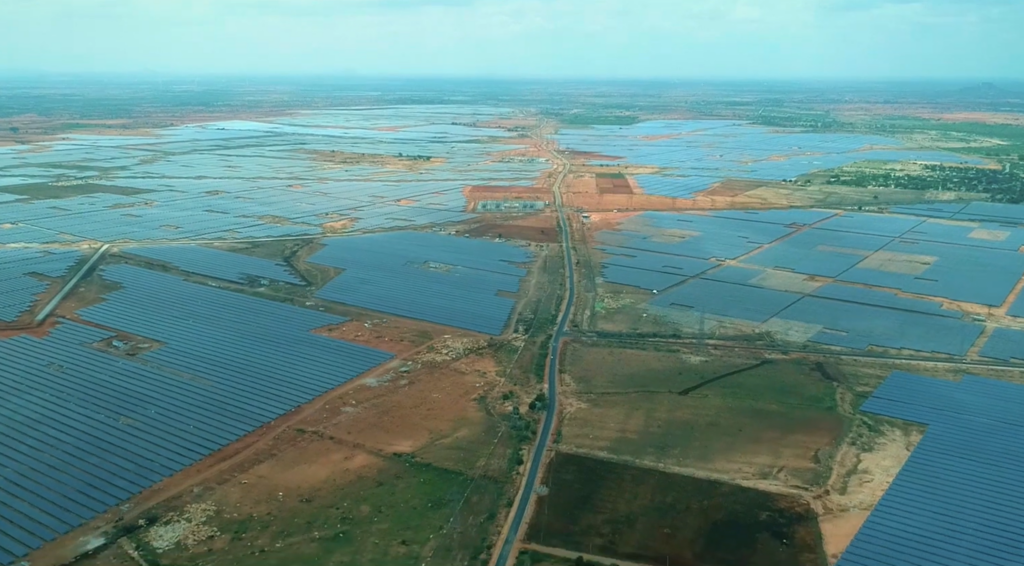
{"left": 811, "top": 284, "right": 961, "bottom": 318}
{"left": 123, "top": 245, "right": 303, "bottom": 285}
{"left": 952, "top": 201, "right": 1024, "bottom": 225}
{"left": 600, "top": 265, "right": 687, "bottom": 291}
{"left": 839, "top": 239, "right": 1024, "bottom": 306}
{"left": 840, "top": 372, "right": 1024, "bottom": 566}
{"left": 816, "top": 213, "right": 924, "bottom": 237}
{"left": 743, "top": 228, "right": 890, "bottom": 277}
{"left": 651, "top": 278, "right": 802, "bottom": 323}
{"left": 0, "top": 248, "right": 82, "bottom": 322}
{"left": 308, "top": 232, "right": 533, "bottom": 335}
{"left": 710, "top": 209, "right": 836, "bottom": 226}
{"left": 776, "top": 296, "right": 982, "bottom": 355}
{"left": 903, "top": 219, "right": 1024, "bottom": 250}
{"left": 979, "top": 328, "right": 1024, "bottom": 362}
{"left": 599, "top": 212, "right": 794, "bottom": 261}
{"left": 888, "top": 203, "right": 968, "bottom": 219}
{"left": 0, "top": 276, "right": 391, "bottom": 566}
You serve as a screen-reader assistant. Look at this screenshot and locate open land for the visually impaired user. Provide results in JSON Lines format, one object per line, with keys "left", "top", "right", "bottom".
{"left": 2, "top": 80, "right": 1024, "bottom": 566}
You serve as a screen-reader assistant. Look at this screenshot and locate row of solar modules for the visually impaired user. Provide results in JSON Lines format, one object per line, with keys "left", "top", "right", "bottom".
{"left": 308, "top": 232, "right": 533, "bottom": 335}
{"left": 0, "top": 263, "right": 393, "bottom": 564}
{"left": 631, "top": 175, "right": 723, "bottom": 199}
{"left": 596, "top": 209, "right": 1024, "bottom": 355}
{"left": 0, "top": 249, "right": 82, "bottom": 322}
{"left": 838, "top": 372, "right": 1024, "bottom": 566}
{"left": 121, "top": 245, "right": 304, "bottom": 285}
{"left": 601, "top": 209, "right": 1024, "bottom": 307}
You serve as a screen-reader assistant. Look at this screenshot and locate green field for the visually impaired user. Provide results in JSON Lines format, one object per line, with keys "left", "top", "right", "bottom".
{"left": 561, "top": 343, "right": 845, "bottom": 487}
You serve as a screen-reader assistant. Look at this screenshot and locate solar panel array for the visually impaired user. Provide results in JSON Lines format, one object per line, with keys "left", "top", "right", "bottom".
{"left": 595, "top": 206, "right": 1024, "bottom": 355}
{"left": 979, "top": 328, "right": 1024, "bottom": 362}
{"left": 0, "top": 248, "right": 82, "bottom": 321}
{"left": 839, "top": 372, "right": 1024, "bottom": 566}
{"left": 308, "top": 232, "right": 533, "bottom": 335}
{"left": 556, "top": 120, "right": 983, "bottom": 199}
{"left": 122, "top": 245, "right": 304, "bottom": 285}
{"left": 0, "top": 107, "right": 551, "bottom": 242}
{"left": 0, "top": 265, "right": 392, "bottom": 564}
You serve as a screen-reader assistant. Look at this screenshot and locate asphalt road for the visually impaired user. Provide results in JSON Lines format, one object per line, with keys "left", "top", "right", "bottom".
{"left": 493, "top": 140, "right": 576, "bottom": 566}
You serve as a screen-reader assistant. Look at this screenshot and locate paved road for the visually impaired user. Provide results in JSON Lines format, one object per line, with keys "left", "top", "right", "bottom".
{"left": 493, "top": 134, "right": 576, "bottom": 566}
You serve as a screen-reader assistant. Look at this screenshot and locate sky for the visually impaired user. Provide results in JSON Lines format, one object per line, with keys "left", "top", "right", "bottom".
{"left": 1, "top": 0, "right": 1022, "bottom": 79}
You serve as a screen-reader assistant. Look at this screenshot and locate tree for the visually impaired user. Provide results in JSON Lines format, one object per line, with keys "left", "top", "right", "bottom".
{"left": 8, "top": 126, "right": 18, "bottom": 134}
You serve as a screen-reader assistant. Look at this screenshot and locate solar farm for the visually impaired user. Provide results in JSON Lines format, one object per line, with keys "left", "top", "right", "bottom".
{"left": 586, "top": 202, "right": 1024, "bottom": 360}
{"left": 556, "top": 120, "right": 982, "bottom": 199}
{"left": 2, "top": 95, "right": 1024, "bottom": 566}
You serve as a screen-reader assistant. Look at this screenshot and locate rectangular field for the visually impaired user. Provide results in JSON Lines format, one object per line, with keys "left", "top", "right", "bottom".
{"left": 527, "top": 453, "right": 826, "bottom": 566}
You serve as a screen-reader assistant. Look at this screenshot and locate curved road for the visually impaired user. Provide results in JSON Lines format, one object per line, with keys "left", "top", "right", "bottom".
{"left": 493, "top": 136, "right": 576, "bottom": 566}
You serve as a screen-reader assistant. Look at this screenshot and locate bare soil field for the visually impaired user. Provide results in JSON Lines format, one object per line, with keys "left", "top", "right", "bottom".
{"left": 563, "top": 171, "right": 972, "bottom": 212}
{"left": 464, "top": 186, "right": 552, "bottom": 209}
{"left": 464, "top": 213, "right": 560, "bottom": 244}
{"left": 526, "top": 453, "right": 826, "bottom": 566}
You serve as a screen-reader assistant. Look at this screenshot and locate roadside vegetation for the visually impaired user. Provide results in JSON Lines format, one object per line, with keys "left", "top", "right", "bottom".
{"left": 812, "top": 161, "right": 1024, "bottom": 202}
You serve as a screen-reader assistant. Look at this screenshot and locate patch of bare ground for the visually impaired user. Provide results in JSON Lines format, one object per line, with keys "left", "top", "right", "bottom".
{"left": 817, "top": 422, "right": 921, "bottom": 563}
{"left": 913, "top": 111, "right": 1024, "bottom": 126}
{"left": 308, "top": 150, "right": 447, "bottom": 170}
{"left": 818, "top": 511, "right": 870, "bottom": 565}
{"left": 563, "top": 150, "right": 622, "bottom": 162}
{"left": 321, "top": 218, "right": 354, "bottom": 234}
{"left": 464, "top": 212, "right": 559, "bottom": 243}
{"left": 314, "top": 318, "right": 436, "bottom": 357}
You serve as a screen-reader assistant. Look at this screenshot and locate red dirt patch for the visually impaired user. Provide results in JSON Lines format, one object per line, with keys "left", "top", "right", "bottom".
{"left": 464, "top": 212, "right": 560, "bottom": 243}
{"left": 819, "top": 511, "right": 870, "bottom": 564}
{"left": 565, "top": 150, "right": 621, "bottom": 162}
{"left": 0, "top": 317, "right": 59, "bottom": 339}
{"left": 315, "top": 318, "right": 436, "bottom": 357}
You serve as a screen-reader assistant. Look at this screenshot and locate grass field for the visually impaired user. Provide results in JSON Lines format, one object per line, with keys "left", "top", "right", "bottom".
{"left": 527, "top": 453, "right": 825, "bottom": 566}
{"left": 561, "top": 344, "right": 844, "bottom": 487}
{"left": 119, "top": 455, "right": 502, "bottom": 566}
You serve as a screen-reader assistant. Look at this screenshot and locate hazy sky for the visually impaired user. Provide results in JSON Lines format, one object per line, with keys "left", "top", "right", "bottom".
{"left": 2, "top": 0, "right": 1022, "bottom": 79}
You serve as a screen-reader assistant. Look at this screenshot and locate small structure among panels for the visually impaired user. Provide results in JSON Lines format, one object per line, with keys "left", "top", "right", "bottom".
{"left": 0, "top": 269, "right": 392, "bottom": 565}
{"left": 0, "top": 248, "right": 82, "bottom": 322}
{"left": 308, "top": 232, "right": 533, "bottom": 335}
{"left": 838, "top": 372, "right": 1024, "bottom": 566}
{"left": 122, "top": 245, "right": 304, "bottom": 285}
